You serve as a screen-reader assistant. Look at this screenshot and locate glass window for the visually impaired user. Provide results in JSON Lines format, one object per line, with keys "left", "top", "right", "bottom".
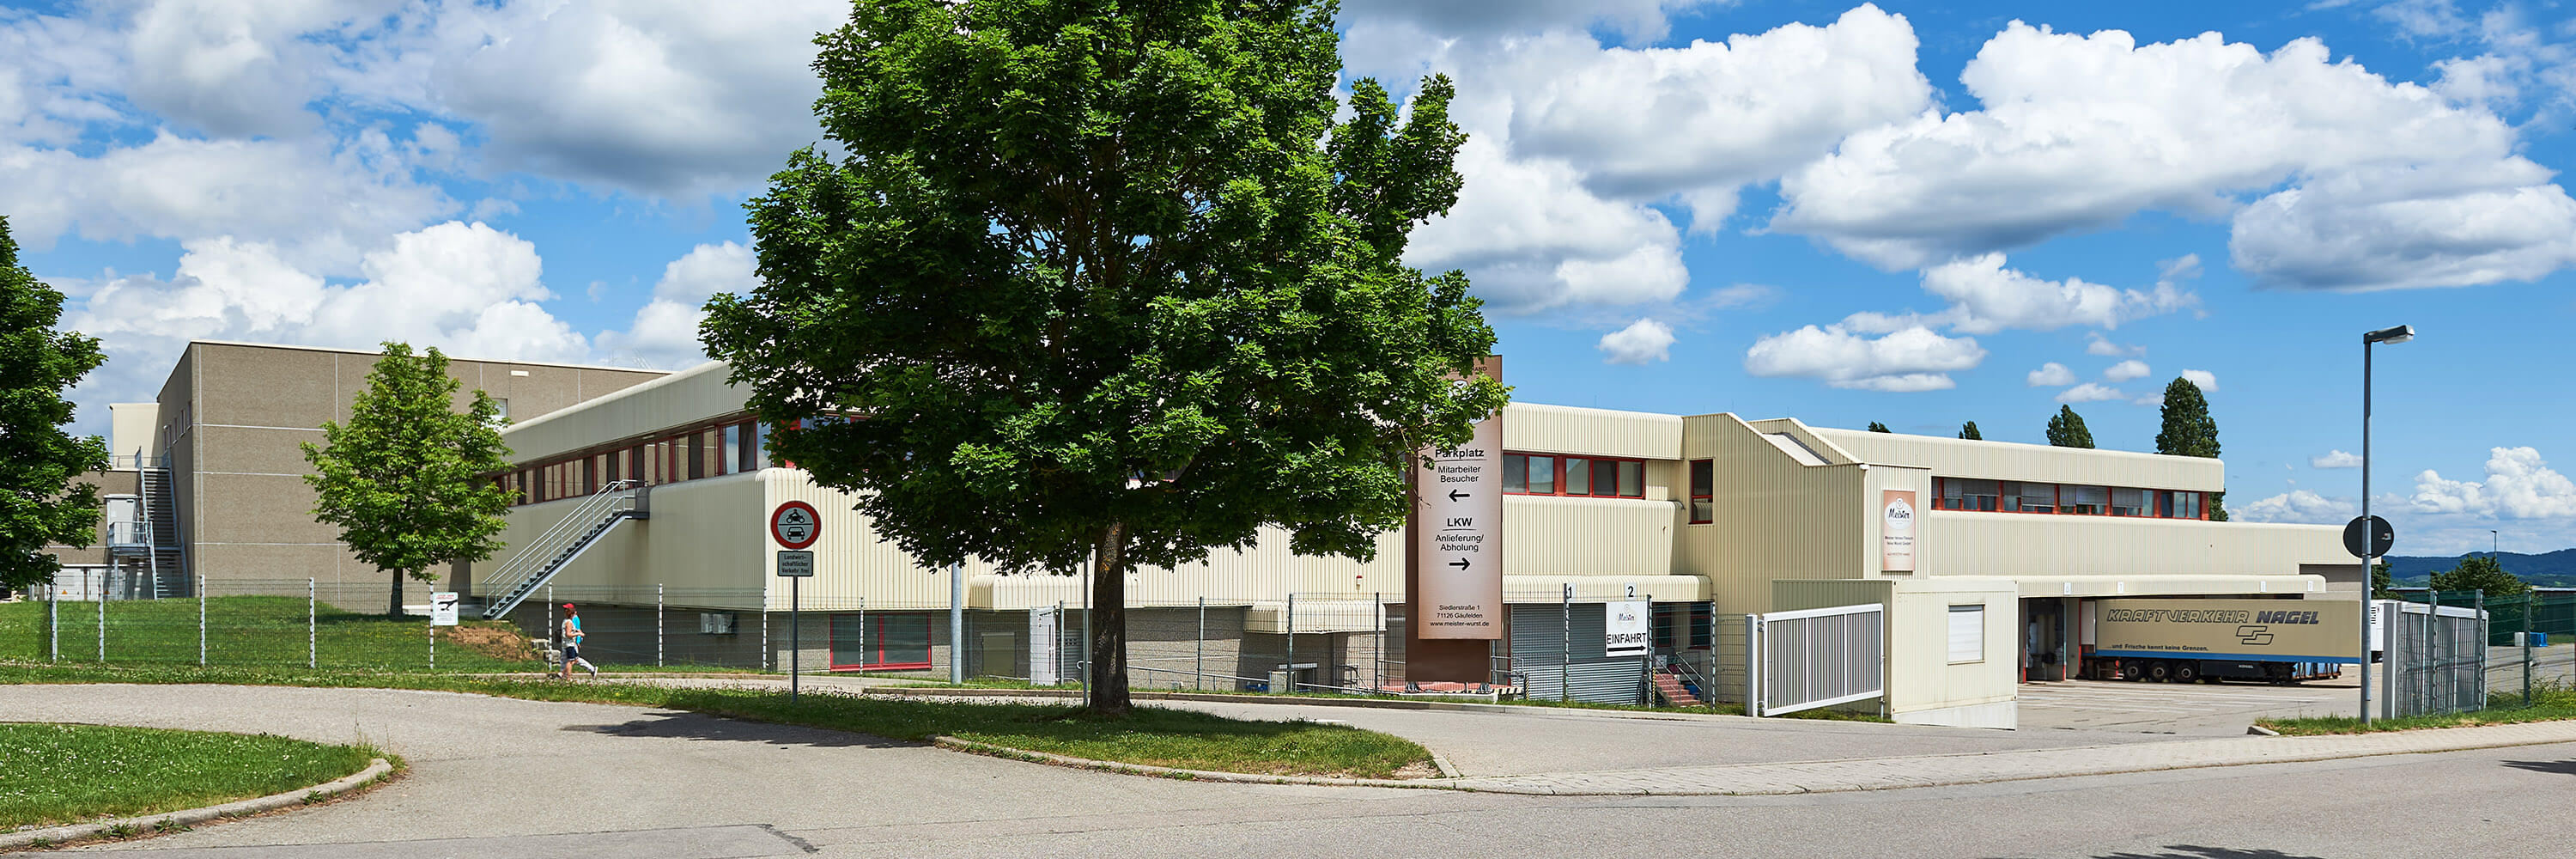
{"left": 1689, "top": 459, "right": 1712, "bottom": 524}
{"left": 2016, "top": 482, "right": 2057, "bottom": 514}
{"left": 722, "top": 424, "right": 743, "bottom": 476}
{"left": 2181, "top": 491, "right": 2202, "bottom": 520}
{"left": 2111, "top": 487, "right": 2145, "bottom": 516}
{"left": 2068, "top": 484, "right": 2106, "bottom": 515}
{"left": 1593, "top": 460, "right": 1619, "bottom": 497}
{"left": 629, "top": 445, "right": 645, "bottom": 482}
{"left": 1564, "top": 458, "right": 1589, "bottom": 496}
{"left": 1618, "top": 460, "right": 1643, "bottom": 498}
{"left": 687, "top": 432, "right": 707, "bottom": 480}
{"left": 1503, "top": 454, "right": 1528, "bottom": 493}
{"left": 1527, "top": 456, "right": 1554, "bottom": 494}
{"left": 2157, "top": 490, "right": 2176, "bottom": 518}
{"left": 739, "top": 422, "right": 762, "bottom": 472}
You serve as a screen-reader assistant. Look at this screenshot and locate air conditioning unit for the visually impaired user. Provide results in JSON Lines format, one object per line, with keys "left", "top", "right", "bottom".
{"left": 699, "top": 612, "right": 736, "bottom": 635}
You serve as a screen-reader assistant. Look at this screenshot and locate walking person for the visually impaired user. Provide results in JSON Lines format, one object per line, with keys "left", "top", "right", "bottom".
{"left": 561, "top": 603, "right": 598, "bottom": 679}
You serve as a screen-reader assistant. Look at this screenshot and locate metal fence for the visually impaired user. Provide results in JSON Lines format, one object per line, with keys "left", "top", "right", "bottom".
{"left": 2418, "top": 588, "right": 2576, "bottom": 710}
{"left": 2382, "top": 591, "right": 2488, "bottom": 718}
{"left": 5, "top": 572, "right": 1788, "bottom": 711}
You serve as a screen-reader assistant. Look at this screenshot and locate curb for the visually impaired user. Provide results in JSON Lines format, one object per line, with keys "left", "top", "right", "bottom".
{"left": 0, "top": 757, "right": 394, "bottom": 852}
{"left": 873, "top": 686, "right": 1741, "bottom": 722}
{"left": 929, "top": 737, "right": 1459, "bottom": 791}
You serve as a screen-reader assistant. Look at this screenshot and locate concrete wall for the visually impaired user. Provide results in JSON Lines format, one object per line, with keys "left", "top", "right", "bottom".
{"left": 1674, "top": 413, "right": 1868, "bottom": 615}
{"left": 1884, "top": 578, "right": 2020, "bottom": 728}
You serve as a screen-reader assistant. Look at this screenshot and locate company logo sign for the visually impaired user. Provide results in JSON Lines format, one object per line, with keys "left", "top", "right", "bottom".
{"left": 1880, "top": 490, "right": 1917, "bottom": 572}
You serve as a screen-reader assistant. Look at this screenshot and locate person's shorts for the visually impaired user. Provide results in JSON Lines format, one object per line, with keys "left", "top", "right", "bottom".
{"left": 562, "top": 643, "right": 580, "bottom": 661}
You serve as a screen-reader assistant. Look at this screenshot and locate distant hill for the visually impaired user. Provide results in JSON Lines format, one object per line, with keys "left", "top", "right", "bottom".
{"left": 2382, "top": 548, "right": 2576, "bottom": 588}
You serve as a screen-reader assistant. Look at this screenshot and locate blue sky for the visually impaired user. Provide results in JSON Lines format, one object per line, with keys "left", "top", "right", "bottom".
{"left": 3, "top": 0, "right": 2572, "bottom": 556}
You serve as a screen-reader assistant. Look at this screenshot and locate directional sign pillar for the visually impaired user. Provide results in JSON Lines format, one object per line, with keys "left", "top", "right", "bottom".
{"left": 1406, "top": 358, "right": 1504, "bottom": 685}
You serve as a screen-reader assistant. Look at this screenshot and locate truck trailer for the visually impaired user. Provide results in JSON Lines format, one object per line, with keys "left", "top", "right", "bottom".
{"left": 2079, "top": 597, "right": 2361, "bottom": 685}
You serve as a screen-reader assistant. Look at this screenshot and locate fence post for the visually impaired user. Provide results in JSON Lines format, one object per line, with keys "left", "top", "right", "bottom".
{"left": 1373, "top": 592, "right": 1383, "bottom": 693}
{"left": 1286, "top": 592, "right": 1297, "bottom": 691}
{"left": 2524, "top": 594, "right": 2536, "bottom": 707}
{"left": 97, "top": 576, "right": 106, "bottom": 663}
{"left": 1560, "top": 588, "right": 1571, "bottom": 703}
{"left": 1745, "top": 613, "right": 1762, "bottom": 717}
{"left": 307, "top": 578, "right": 316, "bottom": 669}
{"left": 48, "top": 582, "right": 58, "bottom": 662}
{"left": 198, "top": 576, "right": 207, "bottom": 667}
{"left": 2474, "top": 588, "right": 2487, "bottom": 711}
{"left": 429, "top": 617, "right": 436, "bottom": 671}
{"left": 1195, "top": 596, "right": 1206, "bottom": 692}
{"left": 658, "top": 583, "right": 665, "bottom": 668}
{"left": 761, "top": 603, "right": 771, "bottom": 673}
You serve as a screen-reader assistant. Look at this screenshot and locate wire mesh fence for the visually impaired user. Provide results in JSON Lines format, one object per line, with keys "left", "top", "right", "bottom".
{"left": 2430, "top": 588, "right": 2576, "bottom": 711}
{"left": 1, "top": 570, "right": 1753, "bottom": 711}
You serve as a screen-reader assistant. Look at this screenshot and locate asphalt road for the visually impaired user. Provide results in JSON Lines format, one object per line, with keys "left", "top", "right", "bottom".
{"left": 9, "top": 684, "right": 2573, "bottom": 858}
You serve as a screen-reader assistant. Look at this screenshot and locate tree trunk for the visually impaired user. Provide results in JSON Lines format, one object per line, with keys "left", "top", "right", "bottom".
{"left": 387, "top": 568, "right": 405, "bottom": 618}
{"left": 1087, "top": 521, "right": 1132, "bottom": 716}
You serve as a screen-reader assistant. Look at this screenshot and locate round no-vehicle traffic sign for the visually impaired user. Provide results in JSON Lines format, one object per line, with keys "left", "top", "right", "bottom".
{"left": 771, "top": 501, "right": 821, "bottom": 549}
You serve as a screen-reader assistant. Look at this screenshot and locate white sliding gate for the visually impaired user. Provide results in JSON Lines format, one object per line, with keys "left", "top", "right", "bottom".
{"left": 1747, "top": 603, "right": 1886, "bottom": 717}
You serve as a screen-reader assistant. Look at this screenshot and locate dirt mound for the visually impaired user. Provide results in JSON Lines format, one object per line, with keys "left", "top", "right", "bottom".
{"left": 445, "top": 624, "right": 534, "bottom": 661}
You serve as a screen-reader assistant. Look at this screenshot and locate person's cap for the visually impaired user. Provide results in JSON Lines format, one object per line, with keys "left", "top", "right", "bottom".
{"left": 562, "top": 603, "right": 574, "bottom": 608}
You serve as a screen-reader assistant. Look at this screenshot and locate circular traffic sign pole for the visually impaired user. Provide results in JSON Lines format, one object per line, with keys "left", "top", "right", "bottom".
{"left": 771, "top": 501, "right": 821, "bottom": 703}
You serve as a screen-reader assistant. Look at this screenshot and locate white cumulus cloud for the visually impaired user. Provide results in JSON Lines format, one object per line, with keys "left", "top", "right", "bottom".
{"left": 1918, "top": 253, "right": 2197, "bottom": 334}
{"left": 2055, "top": 382, "right": 2126, "bottom": 404}
{"left": 1596, "top": 318, "right": 1677, "bottom": 365}
{"left": 2103, "top": 359, "right": 2151, "bottom": 383}
{"left": 2026, "top": 362, "right": 2075, "bottom": 387}
{"left": 1743, "top": 323, "right": 1985, "bottom": 392}
{"left": 2236, "top": 490, "right": 2354, "bottom": 524}
{"left": 597, "top": 241, "right": 756, "bottom": 369}
{"left": 2312, "top": 450, "right": 2364, "bottom": 468}
{"left": 2413, "top": 447, "right": 2576, "bottom": 519}
{"left": 2179, "top": 369, "right": 2218, "bottom": 392}
{"left": 1768, "top": 21, "right": 2576, "bottom": 289}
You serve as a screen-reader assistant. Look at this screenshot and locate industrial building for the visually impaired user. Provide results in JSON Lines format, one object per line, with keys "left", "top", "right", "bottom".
{"left": 465, "top": 359, "right": 2360, "bottom": 728}
{"left": 41, "top": 340, "right": 666, "bottom": 602}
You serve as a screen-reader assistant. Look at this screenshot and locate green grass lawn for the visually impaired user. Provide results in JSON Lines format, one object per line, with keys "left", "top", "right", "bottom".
{"left": 0, "top": 723, "right": 380, "bottom": 831}
{"left": 0, "top": 664, "right": 1432, "bottom": 779}
{"left": 0, "top": 597, "right": 540, "bottom": 672}
{"left": 2260, "top": 684, "right": 2576, "bottom": 735}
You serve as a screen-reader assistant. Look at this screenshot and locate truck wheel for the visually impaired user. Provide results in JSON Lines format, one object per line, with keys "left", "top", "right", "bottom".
{"left": 2118, "top": 661, "right": 2143, "bottom": 681}
{"left": 2145, "top": 661, "right": 2172, "bottom": 682}
{"left": 2172, "top": 662, "right": 2199, "bottom": 683}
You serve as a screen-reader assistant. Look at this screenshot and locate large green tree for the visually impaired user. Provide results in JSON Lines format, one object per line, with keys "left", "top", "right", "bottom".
{"left": 2154, "top": 377, "right": 2226, "bottom": 520}
{"left": 2430, "top": 554, "right": 2527, "bottom": 599}
{"left": 2044, "top": 405, "right": 2093, "bottom": 448}
{"left": 702, "top": 0, "right": 1506, "bottom": 714}
{"left": 0, "top": 216, "right": 111, "bottom": 591}
{"left": 301, "top": 343, "right": 514, "bottom": 617}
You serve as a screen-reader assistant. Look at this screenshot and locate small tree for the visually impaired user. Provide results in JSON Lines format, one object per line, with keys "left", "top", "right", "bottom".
{"left": 703, "top": 0, "right": 1506, "bottom": 714}
{"left": 2372, "top": 561, "right": 2393, "bottom": 600}
{"left": 2044, "top": 405, "right": 2093, "bottom": 448}
{"left": 0, "top": 216, "right": 111, "bottom": 590}
{"left": 1868, "top": 422, "right": 1893, "bottom": 433}
{"left": 2431, "top": 554, "right": 2527, "bottom": 599}
{"left": 1957, "top": 421, "right": 1982, "bottom": 440}
{"left": 301, "top": 343, "right": 514, "bottom": 617}
{"left": 2154, "top": 377, "right": 2225, "bottom": 520}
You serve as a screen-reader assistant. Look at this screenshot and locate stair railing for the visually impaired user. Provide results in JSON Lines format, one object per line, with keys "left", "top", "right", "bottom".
{"left": 479, "top": 480, "right": 642, "bottom": 618}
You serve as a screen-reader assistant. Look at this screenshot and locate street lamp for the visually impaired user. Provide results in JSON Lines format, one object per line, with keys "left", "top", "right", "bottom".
{"left": 2360, "top": 324, "right": 2414, "bottom": 726}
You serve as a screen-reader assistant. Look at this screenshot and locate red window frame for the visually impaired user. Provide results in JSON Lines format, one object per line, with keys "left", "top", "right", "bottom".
{"left": 1502, "top": 453, "right": 1649, "bottom": 498}
{"left": 829, "top": 612, "right": 933, "bottom": 671}
{"left": 1934, "top": 478, "right": 2208, "bottom": 521}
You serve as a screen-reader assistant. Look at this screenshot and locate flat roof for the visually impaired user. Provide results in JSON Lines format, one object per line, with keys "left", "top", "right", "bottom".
{"left": 186, "top": 339, "right": 669, "bottom": 375}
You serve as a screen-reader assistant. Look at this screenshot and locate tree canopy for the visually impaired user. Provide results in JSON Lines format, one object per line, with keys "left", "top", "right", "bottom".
{"left": 0, "top": 216, "right": 111, "bottom": 590}
{"left": 2155, "top": 377, "right": 2226, "bottom": 520}
{"left": 2044, "top": 405, "right": 2093, "bottom": 448}
{"left": 1868, "top": 422, "right": 1892, "bottom": 433}
{"left": 301, "top": 343, "right": 514, "bottom": 616}
{"left": 2430, "top": 555, "right": 2527, "bottom": 599}
{"left": 702, "top": 0, "right": 1507, "bottom": 713}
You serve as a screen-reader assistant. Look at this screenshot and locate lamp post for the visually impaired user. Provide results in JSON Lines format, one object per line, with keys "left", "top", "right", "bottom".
{"left": 2360, "top": 324, "right": 2414, "bottom": 726}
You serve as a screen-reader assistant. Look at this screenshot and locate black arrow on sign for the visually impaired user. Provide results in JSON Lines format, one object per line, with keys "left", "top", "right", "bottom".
{"left": 1447, "top": 558, "right": 1471, "bottom": 570}
{"left": 1448, "top": 490, "right": 1468, "bottom": 502}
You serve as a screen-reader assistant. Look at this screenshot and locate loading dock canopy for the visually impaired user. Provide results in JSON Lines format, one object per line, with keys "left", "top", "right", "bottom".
{"left": 1985, "top": 575, "right": 2333, "bottom": 600}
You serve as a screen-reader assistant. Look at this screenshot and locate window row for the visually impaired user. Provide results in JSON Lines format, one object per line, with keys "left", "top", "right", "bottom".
{"left": 1501, "top": 453, "right": 1646, "bottom": 498}
{"left": 502, "top": 419, "right": 769, "bottom": 505}
{"left": 1933, "top": 478, "right": 2206, "bottom": 519}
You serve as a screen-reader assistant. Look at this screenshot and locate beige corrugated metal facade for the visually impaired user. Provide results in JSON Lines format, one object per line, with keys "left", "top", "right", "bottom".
{"left": 462, "top": 360, "right": 2356, "bottom": 728}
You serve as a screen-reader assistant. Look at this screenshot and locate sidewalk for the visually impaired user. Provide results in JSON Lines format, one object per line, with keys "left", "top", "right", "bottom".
{"left": 1432, "top": 720, "right": 2576, "bottom": 795}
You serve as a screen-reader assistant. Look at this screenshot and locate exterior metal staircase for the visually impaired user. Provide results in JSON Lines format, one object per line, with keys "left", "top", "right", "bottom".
{"left": 106, "top": 451, "right": 187, "bottom": 598}
{"left": 480, "top": 480, "right": 648, "bottom": 619}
